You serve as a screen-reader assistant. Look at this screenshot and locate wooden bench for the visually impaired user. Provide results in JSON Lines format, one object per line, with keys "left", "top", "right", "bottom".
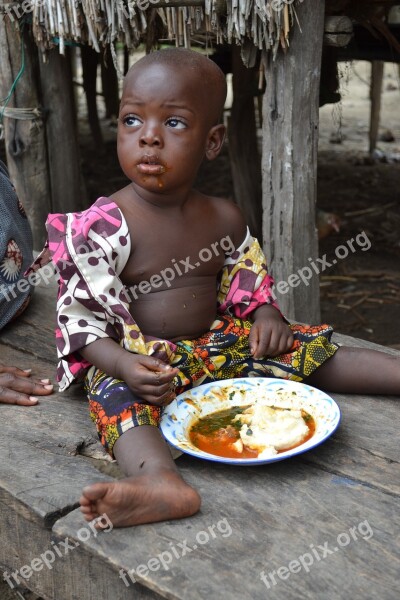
{"left": 0, "top": 280, "right": 398, "bottom": 600}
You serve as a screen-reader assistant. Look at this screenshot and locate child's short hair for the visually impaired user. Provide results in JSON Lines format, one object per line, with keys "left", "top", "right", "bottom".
{"left": 124, "top": 48, "right": 227, "bottom": 125}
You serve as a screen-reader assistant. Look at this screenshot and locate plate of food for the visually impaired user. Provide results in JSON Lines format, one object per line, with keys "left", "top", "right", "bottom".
{"left": 160, "top": 378, "right": 341, "bottom": 465}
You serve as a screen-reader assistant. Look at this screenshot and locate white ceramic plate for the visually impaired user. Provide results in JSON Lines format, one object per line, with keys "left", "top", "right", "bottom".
{"left": 160, "top": 378, "right": 341, "bottom": 465}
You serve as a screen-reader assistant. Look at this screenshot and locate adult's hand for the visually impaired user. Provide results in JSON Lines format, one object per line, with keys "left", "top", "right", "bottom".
{"left": 0, "top": 364, "right": 54, "bottom": 406}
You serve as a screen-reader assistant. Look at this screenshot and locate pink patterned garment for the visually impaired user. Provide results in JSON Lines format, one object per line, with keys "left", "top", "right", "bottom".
{"left": 29, "top": 197, "right": 280, "bottom": 391}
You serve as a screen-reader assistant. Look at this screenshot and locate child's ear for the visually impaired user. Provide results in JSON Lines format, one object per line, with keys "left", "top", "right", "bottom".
{"left": 205, "top": 124, "right": 226, "bottom": 160}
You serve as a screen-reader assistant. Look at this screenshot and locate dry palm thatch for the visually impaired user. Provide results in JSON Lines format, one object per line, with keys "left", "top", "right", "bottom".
{"left": 12, "top": 0, "right": 301, "bottom": 57}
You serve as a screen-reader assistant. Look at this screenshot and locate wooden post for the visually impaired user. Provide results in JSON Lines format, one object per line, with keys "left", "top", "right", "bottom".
{"left": 228, "top": 45, "right": 262, "bottom": 240}
{"left": 0, "top": 14, "right": 51, "bottom": 250}
{"left": 369, "top": 61, "right": 384, "bottom": 154}
{"left": 39, "top": 48, "right": 85, "bottom": 214}
{"left": 324, "top": 16, "right": 353, "bottom": 47}
{"left": 100, "top": 46, "right": 120, "bottom": 119}
{"left": 261, "top": 0, "right": 325, "bottom": 322}
{"left": 81, "top": 45, "right": 105, "bottom": 154}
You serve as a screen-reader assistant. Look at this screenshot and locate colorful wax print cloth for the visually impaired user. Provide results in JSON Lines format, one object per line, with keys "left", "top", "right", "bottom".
{"left": 85, "top": 314, "right": 338, "bottom": 455}
{"left": 28, "top": 197, "right": 282, "bottom": 390}
{"left": 0, "top": 160, "right": 33, "bottom": 329}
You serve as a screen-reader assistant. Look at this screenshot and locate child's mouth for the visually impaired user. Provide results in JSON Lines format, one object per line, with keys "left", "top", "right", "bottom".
{"left": 137, "top": 156, "right": 166, "bottom": 175}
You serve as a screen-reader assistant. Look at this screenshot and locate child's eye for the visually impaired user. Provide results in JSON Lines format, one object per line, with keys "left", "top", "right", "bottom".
{"left": 123, "top": 115, "right": 141, "bottom": 127}
{"left": 166, "top": 118, "right": 186, "bottom": 129}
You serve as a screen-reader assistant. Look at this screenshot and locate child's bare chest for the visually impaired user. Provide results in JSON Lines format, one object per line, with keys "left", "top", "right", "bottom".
{"left": 120, "top": 215, "right": 227, "bottom": 287}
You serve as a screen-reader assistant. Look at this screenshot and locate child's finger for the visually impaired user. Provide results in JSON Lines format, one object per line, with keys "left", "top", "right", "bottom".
{"left": 143, "top": 387, "right": 176, "bottom": 407}
{"left": 267, "top": 328, "right": 288, "bottom": 357}
{"left": 248, "top": 324, "right": 259, "bottom": 355}
{"left": 270, "top": 332, "right": 292, "bottom": 356}
{"left": 139, "top": 359, "right": 178, "bottom": 382}
{"left": 285, "top": 332, "right": 294, "bottom": 353}
{"left": 139, "top": 368, "right": 177, "bottom": 387}
{"left": 141, "top": 381, "right": 172, "bottom": 397}
{"left": 251, "top": 325, "right": 272, "bottom": 358}
{"left": 140, "top": 356, "right": 175, "bottom": 372}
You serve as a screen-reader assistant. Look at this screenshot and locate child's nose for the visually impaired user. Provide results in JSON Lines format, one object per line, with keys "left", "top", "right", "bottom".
{"left": 139, "top": 125, "right": 162, "bottom": 147}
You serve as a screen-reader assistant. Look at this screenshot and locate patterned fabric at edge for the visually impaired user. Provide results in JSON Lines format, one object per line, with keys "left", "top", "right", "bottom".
{"left": 0, "top": 160, "right": 33, "bottom": 329}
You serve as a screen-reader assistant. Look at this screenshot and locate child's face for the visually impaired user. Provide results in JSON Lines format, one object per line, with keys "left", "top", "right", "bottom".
{"left": 117, "top": 63, "right": 225, "bottom": 196}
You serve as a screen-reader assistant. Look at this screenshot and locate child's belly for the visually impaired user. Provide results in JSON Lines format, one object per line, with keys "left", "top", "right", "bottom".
{"left": 128, "top": 276, "right": 219, "bottom": 341}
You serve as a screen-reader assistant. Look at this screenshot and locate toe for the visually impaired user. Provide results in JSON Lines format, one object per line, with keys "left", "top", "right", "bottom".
{"left": 80, "top": 505, "right": 93, "bottom": 515}
{"left": 82, "top": 482, "right": 109, "bottom": 502}
{"left": 80, "top": 505, "right": 98, "bottom": 520}
{"left": 79, "top": 493, "right": 92, "bottom": 507}
{"left": 83, "top": 513, "right": 97, "bottom": 522}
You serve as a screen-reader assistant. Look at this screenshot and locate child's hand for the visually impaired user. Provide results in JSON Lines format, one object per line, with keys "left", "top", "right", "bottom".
{"left": 249, "top": 306, "right": 294, "bottom": 359}
{"left": 0, "top": 363, "right": 54, "bottom": 406}
{"left": 118, "top": 354, "right": 179, "bottom": 407}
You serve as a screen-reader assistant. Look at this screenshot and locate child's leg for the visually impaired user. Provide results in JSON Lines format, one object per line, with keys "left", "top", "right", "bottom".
{"left": 80, "top": 425, "right": 200, "bottom": 528}
{"left": 305, "top": 347, "right": 400, "bottom": 395}
{"left": 80, "top": 370, "right": 200, "bottom": 527}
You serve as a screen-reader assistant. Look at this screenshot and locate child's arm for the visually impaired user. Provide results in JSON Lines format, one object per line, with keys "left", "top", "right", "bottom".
{"left": 218, "top": 202, "right": 293, "bottom": 359}
{"left": 34, "top": 198, "right": 176, "bottom": 392}
{"left": 80, "top": 338, "right": 178, "bottom": 406}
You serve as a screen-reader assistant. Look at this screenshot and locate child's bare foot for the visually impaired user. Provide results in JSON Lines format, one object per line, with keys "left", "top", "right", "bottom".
{"left": 79, "top": 468, "right": 201, "bottom": 527}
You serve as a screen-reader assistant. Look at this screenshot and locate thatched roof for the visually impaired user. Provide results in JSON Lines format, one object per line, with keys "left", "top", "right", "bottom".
{"left": 3, "top": 0, "right": 399, "bottom": 59}
{"left": 3, "top": 0, "right": 298, "bottom": 58}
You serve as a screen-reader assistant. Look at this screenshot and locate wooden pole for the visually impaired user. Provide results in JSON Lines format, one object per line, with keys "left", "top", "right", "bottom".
{"left": 80, "top": 45, "right": 105, "bottom": 154}
{"left": 369, "top": 60, "right": 384, "bottom": 154}
{"left": 0, "top": 14, "right": 51, "bottom": 250}
{"left": 261, "top": 0, "right": 325, "bottom": 322}
{"left": 324, "top": 16, "right": 353, "bottom": 47}
{"left": 101, "top": 46, "right": 120, "bottom": 119}
{"left": 228, "top": 45, "right": 262, "bottom": 240}
{"left": 39, "top": 48, "right": 85, "bottom": 213}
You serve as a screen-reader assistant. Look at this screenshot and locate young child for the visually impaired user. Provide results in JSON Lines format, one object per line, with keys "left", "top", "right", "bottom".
{"left": 33, "top": 49, "right": 399, "bottom": 528}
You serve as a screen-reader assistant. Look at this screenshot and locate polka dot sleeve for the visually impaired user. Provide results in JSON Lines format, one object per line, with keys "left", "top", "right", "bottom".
{"left": 46, "top": 197, "right": 148, "bottom": 390}
{"left": 216, "top": 228, "right": 282, "bottom": 319}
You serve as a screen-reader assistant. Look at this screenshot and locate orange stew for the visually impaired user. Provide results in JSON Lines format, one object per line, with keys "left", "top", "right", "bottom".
{"left": 189, "top": 406, "right": 315, "bottom": 459}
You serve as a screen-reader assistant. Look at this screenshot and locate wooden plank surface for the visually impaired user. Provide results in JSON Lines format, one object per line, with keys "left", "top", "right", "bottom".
{"left": 1, "top": 283, "right": 399, "bottom": 599}
{"left": 52, "top": 458, "right": 399, "bottom": 600}
{"left": 0, "top": 272, "right": 58, "bottom": 364}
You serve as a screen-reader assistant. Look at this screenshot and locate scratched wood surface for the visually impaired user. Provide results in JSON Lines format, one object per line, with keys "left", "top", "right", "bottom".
{"left": 0, "top": 283, "right": 399, "bottom": 600}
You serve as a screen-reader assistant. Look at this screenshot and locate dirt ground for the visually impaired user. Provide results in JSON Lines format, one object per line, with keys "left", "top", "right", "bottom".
{"left": 0, "top": 59, "right": 399, "bottom": 600}
{"left": 317, "top": 61, "right": 400, "bottom": 348}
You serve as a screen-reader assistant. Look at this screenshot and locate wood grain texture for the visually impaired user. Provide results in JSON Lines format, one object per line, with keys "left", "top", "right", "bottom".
{"left": 324, "top": 15, "right": 353, "bottom": 47}
{"left": 261, "top": 0, "right": 325, "bottom": 322}
{"left": 228, "top": 45, "right": 262, "bottom": 240}
{"left": 52, "top": 459, "right": 399, "bottom": 600}
{"left": 369, "top": 60, "right": 384, "bottom": 153}
{"left": 39, "top": 49, "right": 86, "bottom": 214}
{"left": 0, "top": 15, "right": 52, "bottom": 250}
{"left": 1, "top": 280, "right": 58, "bottom": 364}
{"left": 1, "top": 277, "right": 399, "bottom": 599}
